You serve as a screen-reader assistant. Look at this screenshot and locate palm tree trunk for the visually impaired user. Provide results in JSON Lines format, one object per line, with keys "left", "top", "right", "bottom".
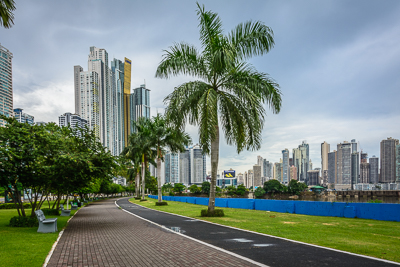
{"left": 135, "top": 172, "right": 140, "bottom": 198}
{"left": 208, "top": 126, "right": 219, "bottom": 213}
{"left": 157, "top": 156, "right": 162, "bottom": 202}
{"left": 141, "top": 155, "right": 146, "bottom": 200}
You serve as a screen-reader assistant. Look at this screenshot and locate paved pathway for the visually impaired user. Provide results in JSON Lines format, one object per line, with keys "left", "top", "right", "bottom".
{"left": 47, "top": 198, "right": 258, "bottom": 267}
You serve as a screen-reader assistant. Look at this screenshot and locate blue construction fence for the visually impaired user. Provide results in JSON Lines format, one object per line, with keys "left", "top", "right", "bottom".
{"left": 148, "top": 195, "right": 400, "bottom": 222}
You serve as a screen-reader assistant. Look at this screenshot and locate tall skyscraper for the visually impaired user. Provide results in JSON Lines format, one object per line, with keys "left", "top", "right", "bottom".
{"left": 123, "top": 58, "right": 131, "bottom": 146}
{"left": 380, "top": 137, "right": 399, "bottom": 183}
{"left": 321, "top": 141, "right": 330, "bottom": 174}
{"left": 351, "top": 152, "right": 360, "bottom": 188}
{"left": 190, "top": 144, "right": 206, "bottom": 184}
{"left": 165, "top": 152, "right": 179, "bottom": 184}
{"left": 351, "top": 139, "right": 358, "bottom": 153}
{"left": 0, "top": 43, "right": 13, "bottom": 127}
{"left": 396, "top": 144, "right": 400, "bottom": 183}
{"left": 360, "top": 162, "right": 370, "bottom": 183}
{"left": 78, "top": 70, "right": 100, "bottom": 137}
{"left": 257, "top": 155, "right": 264, "bottom": 177}
{"left": 13, "top": 108, "right": 34, "bottom": 125}
{"left": 337, "top": 141, "right": 352, "bottom": 186}
{"left": 369, "top": 156, "right": 379, "bottom": 184}
{"left": 253, "top": 165, "right": 262, "bottom": 187}
{"left": 179, "top": 148, "right": 190, "bottom": 185}
{"left": 132, "top": 84, "right": 150, "bottom": 122}
{"left": 111, "top": 58, "right": 125, "bottom": 155}
{"left": 74, "top": 65, "right": 83, "bottom": 115}
{"left": 282, "top": 149, "right": 289, "bottom": 184}
{"left": 307, "top": 170, "right": 320, "bottom": 186}
{"left": 328, "top": 151, "right": 337, "bottom": 184}
{"left": 293, "top": 141, "right": 309, "bottom": 182}
{"left": 237, "top": 173, "right": 244, "bottom": 185}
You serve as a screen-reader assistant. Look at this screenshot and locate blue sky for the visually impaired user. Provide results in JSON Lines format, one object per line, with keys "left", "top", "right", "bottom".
{"left": 1, "top": 0, "right": 400, "bottom": 174}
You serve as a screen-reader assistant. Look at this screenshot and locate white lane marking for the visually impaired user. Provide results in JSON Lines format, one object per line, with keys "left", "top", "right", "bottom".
{"left": 115, "top": 200, "right": 269, "bottom": 267}
{"left": 127, "top": 197, "right": 400, "bottom": 266}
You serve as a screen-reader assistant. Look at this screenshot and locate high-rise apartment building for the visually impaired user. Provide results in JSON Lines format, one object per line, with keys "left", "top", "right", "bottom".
{"left": 190, "top": 144, "right": 206, "bottom": 184}
{"left": 165, "top": 152, "right": 179, "bottom": 184}
{"left": 257, "top": 156, "right": 264, "bottom": 177}
{"left": 110, "top": 58, "right": 125, "bottom": 155}
{"left": 321, "top": 141, "right": 330, "bottom": 174}
{"left": 274, "top": 161, "right": 283, "bottom": 182}
{"left": 396, "top": 144, "right": 400, "bottom": 183}
{"left": 360, "top": 162, "right": 370, "bottom": 183}
{"left": 293, "top": 141, "right": 309, "bottom": 182}
{"left": 282, "top": 149, "right": 289, "bottom": 184}
{"left": 58, "top": 112, "right": 88, "bottom": 130}
{"left": 0, "top": 43, "right": 13, "bottom": 127}
{"left": 247, "top": 170, "right": 253, "bottom": 188}
{"left": 74, "top": 65, "right": 83, "bottom": 115}
{"left": 131, "top": 84, "right": 150, "bottom": 124}
{"left": 179, "top": 148, "right": 190, "bottom": 185}
{"left": 337, "top": 142, "right": 352, "bottom": 185}
{"left": 123, "top": 58, "right": 131, "bottom": 146}
{"left": 253, "top": 165, "right": 262, "bottom": 187}
{"left": 307, "top": 170, "right": 320, "bottom": 186}
{"left": 13, "top": 108, "right": 34, "bottom": 125}
{"left": 369, "top": 156, "right": 379, "bottom": 184}
{"left": 78, "top": 70, "right": 100, "bottom": 137}
{"left": 380, "top": 137, "right": 399, "bottom": 183}
{"left": 351, "top": 152, "right": 360, "bottom": 188}
{"left": 237, "top": 173, "right": 244, "bottom": 185}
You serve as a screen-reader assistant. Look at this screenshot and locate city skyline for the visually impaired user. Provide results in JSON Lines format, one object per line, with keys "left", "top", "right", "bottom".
{"left": 1, "top": 0, "right": 400, "bottom": 174}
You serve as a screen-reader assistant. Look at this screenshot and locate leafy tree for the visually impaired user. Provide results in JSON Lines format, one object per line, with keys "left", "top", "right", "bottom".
{"left": 0, "top": 0, "right": 16, "bottom": 28}
{"left": 254, "top": 187, "right": 266, "bottom": 198}
{"left": 287, "top": 179, "right": 307, "bottom": 195}
{"left": 173, "top": 183, "right": 186, "bottom": 194}
{"left": 263, "top": 179, "right": 284, "bottom": 193}
{"left": 201, "top": 181, "right": 211, "bottom": 195}
{"left": 156, "top": 3, "right": 282, "bottom": 214}
{"left": 226, "top": 185, "right": 236, "bottom": 196}
{"left": 189, "top": 184, "right": 201, "bottom": 194}
{"left": 162, "top": 182, "right": 173, "bottom": 193}
{"left": 147, "top": 114, "right": 191, "bottom": 203}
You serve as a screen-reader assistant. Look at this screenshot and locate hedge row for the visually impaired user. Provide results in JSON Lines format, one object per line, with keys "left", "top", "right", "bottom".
{"left": 0, "top": 203, "right": 32, "bottom": 209}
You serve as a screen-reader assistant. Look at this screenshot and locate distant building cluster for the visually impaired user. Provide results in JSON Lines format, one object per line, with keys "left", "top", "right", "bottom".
{"left": 160, "top": 144, "right": 206, "bottom": 186}
{"left": 247, "top": 138, "right": 400, "bottom": 191}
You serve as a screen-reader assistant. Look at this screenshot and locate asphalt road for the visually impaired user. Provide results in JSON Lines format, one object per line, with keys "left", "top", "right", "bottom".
{"left": 116, "top": 198, "right": 399, "bottom": 267}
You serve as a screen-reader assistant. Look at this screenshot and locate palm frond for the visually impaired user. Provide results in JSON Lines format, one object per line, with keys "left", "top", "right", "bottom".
{"left": 228, "top": 20, "right": 275, "bottom": 60}
{"left": 0, "top": 0, "right": 16, "bottom": 29}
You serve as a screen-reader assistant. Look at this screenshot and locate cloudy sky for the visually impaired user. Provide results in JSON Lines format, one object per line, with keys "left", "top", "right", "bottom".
{"left": 1, "top": 0, "right": 400, "bottom": 175}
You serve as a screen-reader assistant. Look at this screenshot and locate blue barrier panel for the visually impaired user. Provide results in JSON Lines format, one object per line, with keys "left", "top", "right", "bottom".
{"left": 177, "top": 197, "right": 187, "bottom": 203}
{"left": 254, "top": 199, "right": 295, "bottom": 213}
{"left": 195, "top": 198, "right": 209, "bottom": 206}
{"left": 215, "top": 198, "right": 228, "bottom": 208}
{"left": 343, "top": 206, "right": 356, "bottom": 218}
{"left": 348, "top": 203, "right": 400, "bottom": 222}
{"left": 227, "top": 198, "right": 255, "bottom": 210}
{"left": 186, "top": 197, "right": 197, "bottom": 204}
{"left": 294, "top": 201, "right": 347, "bottom": 217}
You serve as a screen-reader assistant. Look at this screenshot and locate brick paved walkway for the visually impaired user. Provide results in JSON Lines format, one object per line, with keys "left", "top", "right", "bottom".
{"left": 47, "top": 198, "right": 259, "bottom": 267}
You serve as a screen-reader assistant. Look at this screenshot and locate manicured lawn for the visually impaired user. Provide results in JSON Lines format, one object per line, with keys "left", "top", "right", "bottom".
{"left": 0, "top": 207, "right": 77, "bottom": 267}
{"left": 130, "top": 197, "right": 400, "bottom": 263}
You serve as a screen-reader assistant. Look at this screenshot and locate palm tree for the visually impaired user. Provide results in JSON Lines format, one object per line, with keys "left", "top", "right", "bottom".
{"left": 156, "top": 3, "right": 282, "bottom": 214}
{"left": 0, "top": 0, "right": 16, "bottom": 28}
{"left": 122, "top": 140, "right": 142, "bottom": 198}
{"left": 121, "top": 120, "right": 156, "bottom": 199}
{"left": 148, "top": 113, "right": 191, "bottom": 203}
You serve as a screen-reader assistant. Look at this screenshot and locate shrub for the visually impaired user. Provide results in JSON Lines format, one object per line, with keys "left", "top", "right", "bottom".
{"left": 9, "top": 216, "right": 38, "bottom": 227}
{"left": 155, "top": 201, "right": 168, "bottom": 206}
{"left": 368, "top": 199, "right": 383, "bottom": 203}
{"left": 42, "top": 208, "right": 60, "bottom": 216}
{"left": 188, "top": 184, "right": 201, "bottom": 194}
{"left": 168, "top": 191, "right": 175, "bottom": 196}
{"left": 200, "top": 209, "right": 225, "bottom": 217}
{"left": 134, "top": 197, "right": 141, "bottom": 200}
{"left": 140, "top": 199, "right": 147, "bottom": 202}
{"left": 0, "top": 203, "right": 32, "bottom": 209}
{"left": 236, "top": 184, "right": 246, "bottom": 196}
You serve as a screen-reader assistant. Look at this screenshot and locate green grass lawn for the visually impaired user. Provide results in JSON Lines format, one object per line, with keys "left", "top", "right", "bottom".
{"left": 0, "top": 207, "right": 78, "bottom": 267}
{"left": 130, "top": 197, "right": 400, "bottom": 263}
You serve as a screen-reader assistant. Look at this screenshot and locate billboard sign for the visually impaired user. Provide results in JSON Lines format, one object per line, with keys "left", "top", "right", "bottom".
{"left": 224, "top": 170, "right": 236, "bottom": 178}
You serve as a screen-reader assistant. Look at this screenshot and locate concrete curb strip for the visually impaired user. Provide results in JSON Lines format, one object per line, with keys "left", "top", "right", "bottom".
{"left": 115, "top": 200, "right": 269, "bottom": 267}
{"left": 127, "top": 198, "right": 400, "bottom": 266}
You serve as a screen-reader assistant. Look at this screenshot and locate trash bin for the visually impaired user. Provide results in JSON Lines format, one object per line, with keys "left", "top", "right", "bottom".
{"left": 77, "top": 202, "right": 82, "bottom": 207}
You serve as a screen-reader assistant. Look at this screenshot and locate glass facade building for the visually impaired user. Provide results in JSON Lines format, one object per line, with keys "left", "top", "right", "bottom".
{"left": 0, "top": 43, "right": 13, "bottom": 127}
